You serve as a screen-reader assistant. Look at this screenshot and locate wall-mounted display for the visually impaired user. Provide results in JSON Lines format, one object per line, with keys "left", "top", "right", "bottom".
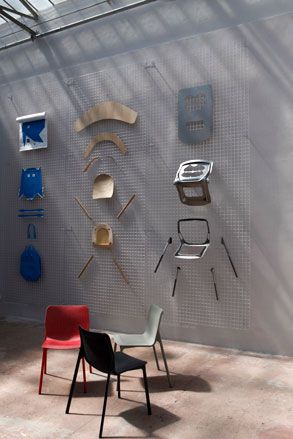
{"left": 84, "top": 133, "right": 127, "bottom": 159}
{"left": 73, "top": 197, "right": 94, "bottom": 222}
{"left": 27, "top": 223, "right": 37, "bottom": 239}
{"left": 83, "top": 156, "right": 115, "bottom": 172}
{"left": 78, "top": 255, "right": 95, "bottom": 279}
{"left": 172, "top": 266, "right": 181, "bottom": 297}
{"left": 154, "top": 237, "right": 172, "bottom": 273}
{"left": 92, "top": 174, "right": 114, "bottom": 200}
{"left": 174, "top": 160, "right": 213, "bottom": 206}
{"left": 210, "top": 267, "right": 219, "bottom": 301}
{"left": 16, "top": 112, "right": 47, "bottom": 152}
{"left": 175, "top": 218, "right": 210, "bottom": 259}
{"left": 92, "top": 224, "right": 113, "bottom": 248}
{"left": 221, "top": 237, "right": 238, "bottom": 278}
{"left": 20, "top": 245, "right": 42, "bottom": 282}
{"left": 117, "top": 194, "right": 136, "bottom": 219}
{"left": 74, "top": 101, "right": 138, "bottom": 132}
{"left": 18, "top": 208, "right": 45, "bottom": 218}
{"left": 178, "top": 85, "right": 213, "bottom": 144}
{"left": 18, "top": 167, "right": 44, "bottom": 200}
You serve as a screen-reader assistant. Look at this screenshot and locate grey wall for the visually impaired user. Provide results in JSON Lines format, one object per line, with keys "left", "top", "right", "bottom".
{"left": 0, "top": 1, "right": 293, "bottom": 356}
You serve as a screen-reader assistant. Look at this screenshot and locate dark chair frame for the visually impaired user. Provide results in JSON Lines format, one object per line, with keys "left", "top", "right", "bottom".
{"left": 66, "top": 327, "right": 151, "bottom": 438}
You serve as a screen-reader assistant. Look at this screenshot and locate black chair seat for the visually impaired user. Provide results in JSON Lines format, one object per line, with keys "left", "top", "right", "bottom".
{"left": 114, "top": 351, "right": 146, "bottom": 374}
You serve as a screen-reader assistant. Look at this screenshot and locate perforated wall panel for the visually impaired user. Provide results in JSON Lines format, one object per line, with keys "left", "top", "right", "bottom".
{"left": 0, "top": 34, "right": 250, "bottom": 331}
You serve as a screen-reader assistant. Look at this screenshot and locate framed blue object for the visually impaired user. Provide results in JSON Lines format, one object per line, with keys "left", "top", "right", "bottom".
{"left": 18, "top": 167, "right": 44, "bottom": 200}
{"left": 16, "top": 112, "right": 47, "bottom": 152}
{"left": 178, "top": 85, "right": 213, "bottom": 144}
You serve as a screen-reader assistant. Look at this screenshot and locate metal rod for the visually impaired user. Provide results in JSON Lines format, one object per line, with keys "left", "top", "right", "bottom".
{"left": 221, "top": 237, "right": 238, "bottom": 278}
{"left": 172, "top": 266, "right": 181, "bottom": 297}
{"left": 0, "top": 9, "right": 37, "bottom": 36}
{"left": 210, "top": 268, "right": 219, "bottom": 301}
{"left": 0, "top": 5, "right": 35, "bottom": 20}
{"left": 154, "top": 237, "right": 172, "bottom": 273}
{"left": 0, "top": 0, "right": 157, "bottom": 52}
{"left": 18, "top": 0, "right": 38, "bottom": 19}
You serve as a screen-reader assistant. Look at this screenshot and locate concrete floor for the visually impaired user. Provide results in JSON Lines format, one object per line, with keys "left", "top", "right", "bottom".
{"left": 1, "top": 318, "right": 293, "bottom": 439}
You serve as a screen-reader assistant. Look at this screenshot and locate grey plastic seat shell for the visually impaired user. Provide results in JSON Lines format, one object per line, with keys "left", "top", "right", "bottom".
{"left": 110, "top": 304, "right": 172, "bottom": 387}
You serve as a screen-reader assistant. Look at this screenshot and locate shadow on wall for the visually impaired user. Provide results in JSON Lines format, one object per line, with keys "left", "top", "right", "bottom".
{"left": 0, "top": 0, "right": 293, "bottom": 84}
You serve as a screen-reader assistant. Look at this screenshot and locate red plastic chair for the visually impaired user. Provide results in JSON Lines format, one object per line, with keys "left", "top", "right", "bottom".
{"left": 38, "top": 305, "right": 90, "bottom": 395}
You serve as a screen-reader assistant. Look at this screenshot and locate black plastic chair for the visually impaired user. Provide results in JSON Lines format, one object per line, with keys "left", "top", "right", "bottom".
{"left": 66, "top": 327, "right": 152, "bottom": 438}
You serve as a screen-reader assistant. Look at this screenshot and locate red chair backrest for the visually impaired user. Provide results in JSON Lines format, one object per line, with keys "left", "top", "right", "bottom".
{"left": 45, "top": 305, "right": 89, "bottom": 341}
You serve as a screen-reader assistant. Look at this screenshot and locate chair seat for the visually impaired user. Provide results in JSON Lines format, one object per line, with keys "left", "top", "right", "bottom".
{"left": 42, "top": 336, "right": 81, "bottom": 349}
{"left": 114, "top": 351, "right": 146, "bottom": 374}
{"left": 112, "top": 332, "right": 153, "bottom": 347}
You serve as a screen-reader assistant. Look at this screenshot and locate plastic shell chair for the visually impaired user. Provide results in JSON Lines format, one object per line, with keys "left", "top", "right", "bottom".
{"left": 111, "top": 304, "right": 172, "bottom": 387}
{"left": 66, "top": 327, "right": 151, "bottom": 438}
{"left": 38, "top": 305, "right": 90, "bottom": 395}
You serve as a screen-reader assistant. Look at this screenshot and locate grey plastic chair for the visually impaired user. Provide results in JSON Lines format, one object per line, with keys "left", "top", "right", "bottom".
{"left": 111, "top": 304, "right": 172, "bottom": 387}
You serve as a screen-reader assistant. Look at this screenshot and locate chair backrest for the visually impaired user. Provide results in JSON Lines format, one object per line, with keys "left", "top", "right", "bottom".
{"left": 79, "top": 327, "right": 115, "bottom": 374}
{"left": 44, "top": 305, "right": 89, "bottom": 341}
{"left": 144, "top": 304, "right": 164, "bottom": 345}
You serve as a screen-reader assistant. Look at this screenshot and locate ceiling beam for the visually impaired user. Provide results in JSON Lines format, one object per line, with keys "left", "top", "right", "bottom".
{"left": 0, "top": 8, "right": 37, "bottom": 37}
{"left": 18, "top": 0, "right": 38, "bottom": 20}
{"left": 0, "top": 5, "right": 36, "bottom": 20}
{"left": 0, "top": 0, "right": 157, "bottom": 51}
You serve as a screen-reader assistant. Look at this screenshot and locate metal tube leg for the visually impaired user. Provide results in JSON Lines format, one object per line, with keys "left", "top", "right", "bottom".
{"left": 152, "top": 344, "right": 160, "bottom": 370}
{"left": 117, "top": 374, "right": 121, "bottom": 398}
{"left": 99, "top": 373, "right": 111, "bottom": 438}
{"left": 66, "top": 353, "right": 82, "bottom": 414}
{"left": 89, "top": 364, "right": 93, "bottom": 374}
{"left": 158, "top": 333, "right": 172, "bottom": 388}
{"left": 142, "top": 366, "right": 152, "bottom": 415}
{"left": 38, "top": 348, "right": 47, "bottom": 394}
{"left": 81, "top": 357, "right": 87, "bottom": 393}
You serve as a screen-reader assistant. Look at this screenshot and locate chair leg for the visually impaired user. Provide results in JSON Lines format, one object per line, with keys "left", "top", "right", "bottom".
{"left": 114, "top": 343, "right": 117, "bottom": 352}
{"left": 89, "top": 364, "right": 93, "bottom": 374}
{"left": 81, "top": 357, "right": 87, "bottom": 393}
{"left": 99, "top": 373, "right": 111, "bottom": 438}
{"left": 117, "top": 374, "right": 121, "bottom": 398}
{"left": 152, "top": 344, "right": 160, "bottom": 371}
{"left": 142, "top": 366, "right": 152, "bottom": 415}
{"left": 157, "top": 332, "right": 172, "bottom": 388}
{"left": 44, "top": 349, "right": 47, "bottom": 374}
{"left": 38, "top": 348, "right": 47, "bottom": 394}
{"left": 66, "top": 352, "right": 82, "bottom": 414}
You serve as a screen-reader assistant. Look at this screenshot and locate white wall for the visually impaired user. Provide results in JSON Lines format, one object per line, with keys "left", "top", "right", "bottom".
{"left": 0, "top": 1, "right": 293, "bottom": 355}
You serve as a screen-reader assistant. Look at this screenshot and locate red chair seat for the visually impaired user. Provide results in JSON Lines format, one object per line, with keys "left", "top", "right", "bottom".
{"left": 42, "top": 336, "right": 81, "bottom": 349}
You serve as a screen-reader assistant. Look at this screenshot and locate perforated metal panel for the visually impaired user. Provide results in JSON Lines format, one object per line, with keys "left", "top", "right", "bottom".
{"left": 0, "top": 33, "right": 250, "bottom": 332}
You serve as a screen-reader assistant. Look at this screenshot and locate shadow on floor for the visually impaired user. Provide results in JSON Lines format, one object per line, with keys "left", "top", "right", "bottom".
{"left": 118, "top": 373, "right": 211, "bottom": 393}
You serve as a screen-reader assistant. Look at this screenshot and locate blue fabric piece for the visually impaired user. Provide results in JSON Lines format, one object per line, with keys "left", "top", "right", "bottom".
{"left": 20, "top": 245, "right": 41, "bottom": 282}
{"left": 22, "top": 119, "right": 45, "bottom": 146}
{"left": 18, "top": 168, "right": 44, "bottom": 200}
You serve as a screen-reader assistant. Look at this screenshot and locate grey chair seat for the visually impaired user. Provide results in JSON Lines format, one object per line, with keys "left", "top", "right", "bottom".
{"left": 114, "top": 351, "right": 146, "bottom": 374}
{"left": 113, "top": 333, "right": 152, "bottom": 347}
